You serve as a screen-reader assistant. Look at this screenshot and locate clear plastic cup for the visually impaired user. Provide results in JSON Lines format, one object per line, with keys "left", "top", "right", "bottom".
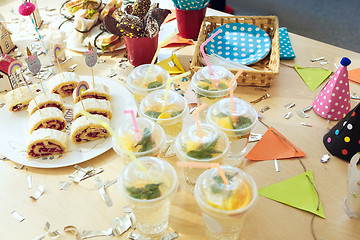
{"left": 112, "top": 118, "right": 165, "bottom": 165}
{"left": 191, "top": 65, "right": 236, "bottom": 121}
{"left": 118, "top": 157, "right": 178, "bottom": 235}
{"left": 139, "top": 89, "right": 188, "bottom": 156}
{"left": 207, "top": 97, "right": 258, "bottom": 167}
{"left": 174, "top": 123, "right": 230, "bottom": 187}
{"left": 194, "top": 166, "right": 257, "bottom": 240}
{"left": 126, "top": 64, "right": 171, "bottom": 104}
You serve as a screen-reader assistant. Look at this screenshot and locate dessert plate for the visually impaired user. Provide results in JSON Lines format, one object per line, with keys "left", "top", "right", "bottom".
{"left": 205, "top": 23, "right": 271, "bottom": 65}
{"left": 0, "top": 76, "right": 137, "bottom": 168}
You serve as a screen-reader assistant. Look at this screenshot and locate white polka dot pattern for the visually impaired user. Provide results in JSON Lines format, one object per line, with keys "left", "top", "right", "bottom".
{"left": 312, "top": 65, "right": 351, "bottom": 120}
{"left": 279, "top": 27, "right": 295, "bottom": 60}
{"left": 205, "top": 23, "right": 271, "bottom": 65}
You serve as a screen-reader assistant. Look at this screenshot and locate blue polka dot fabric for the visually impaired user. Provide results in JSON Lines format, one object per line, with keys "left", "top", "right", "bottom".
{"left": 279, "top": 27, "right": 296, "bottom": 60}
{"left": 205, "top": 23, "right": 271, "bottom": 65}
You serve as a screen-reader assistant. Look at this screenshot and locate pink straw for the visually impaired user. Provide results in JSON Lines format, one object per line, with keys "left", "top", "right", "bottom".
{"left": 192, "top": 104, "right": 207, "bottom": 138}
{"left": 230, "top": 70, "right": 243, "bottom": 115}
{"left": 200, "top": 29, "right": 222, "bottom": 76}
{"left": 124, "top": 110, "right": 141, "bottom": 141}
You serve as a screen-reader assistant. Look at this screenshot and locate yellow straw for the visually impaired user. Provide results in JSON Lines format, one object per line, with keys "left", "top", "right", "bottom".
{"left": 144, "top": 31, "right": 179, "bottom": 83}
{"left": 177, "top": 162, "right": 229, "bottom": 185}
{"left": 161, "top": 71, "right": 191, "bottom": 112}
{"left": 79, "top": 110, "right": 148, "bottom": 172}
{"left": 192, "top": 104, "right": 207, "bottom": 138}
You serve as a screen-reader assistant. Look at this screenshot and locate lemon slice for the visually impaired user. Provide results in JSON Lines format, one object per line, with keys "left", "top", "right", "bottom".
{"left": 185, "top": 140, "right": 201, "bottom": 152}
{"left": 217, "top": 116, "right": 233, "bottom": 129}
{"left": 158, "top": 112, "right": 171, "bottom": 119}
{"left": 206, "top": 190, "right": 225, "bottom": 210}
{"left": 224, "top": 181, "right": 252, "bottom": 210}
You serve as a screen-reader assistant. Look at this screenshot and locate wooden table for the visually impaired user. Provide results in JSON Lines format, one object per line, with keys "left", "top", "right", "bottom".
{"left": 0, "top": 1, "right": 359, "bottom": 240}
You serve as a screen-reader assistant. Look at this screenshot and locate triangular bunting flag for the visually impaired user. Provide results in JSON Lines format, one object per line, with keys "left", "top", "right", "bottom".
{"left": 349, "top": 68, "right": 360, "bottom": 84}
{"left": 156, "top": 54, "right": 185, "bottom": 74}
{"left": 258, "top": 170, "right": 326, "bottom": 218}
{"left": 294, "top": 65, "right": 332, "bottom": 92}
{"left": 245, "top": 127, "right": 306, "bottom": 161}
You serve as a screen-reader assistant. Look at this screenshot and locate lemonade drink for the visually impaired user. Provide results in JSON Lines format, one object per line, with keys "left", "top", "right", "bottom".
{"left": 126, "top": 64, "right": 170, "bottom": 103}
{"left": 140, "top": 89, "right": 188, "bottom": 143}
{"left": 112, "top": 118, "right": 165, "bottom": 164}
{"left": 207, "top": 97, "right": 258, "bottom": 166}
{"left": 118, "top": 157, "right": 178, "bottom": 235}
{"left": 194, "top": 166, "right": 257, "bottom": 240}
{"left": 174, "top": 123, "right": 230, "bottom": 186}
{"left": 191, "top": 66, "right": 236, "bottom": 121}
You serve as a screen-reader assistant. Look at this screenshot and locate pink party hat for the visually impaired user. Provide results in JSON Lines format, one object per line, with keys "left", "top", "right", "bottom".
{"left": 312, "top": 57, "right": 351, "bottom": 120}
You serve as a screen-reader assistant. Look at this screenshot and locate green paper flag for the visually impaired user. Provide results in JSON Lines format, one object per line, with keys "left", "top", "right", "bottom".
{"left": 258, "top": 170, "right": 326, "bottom": 218}
{"left": 294, "top": 65, "right": 332, "bottom": 92}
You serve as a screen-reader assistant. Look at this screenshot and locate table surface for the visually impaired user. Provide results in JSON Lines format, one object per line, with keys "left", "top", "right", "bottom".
{"left": 0, "top": 1, "right": 360, "bottom": 240}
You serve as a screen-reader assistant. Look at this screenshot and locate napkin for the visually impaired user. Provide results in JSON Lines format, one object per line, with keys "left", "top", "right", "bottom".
{"left": 259, "top": 170, "right": 326, "bottom": 218}
{"left": 294, "top": 65, "right": 332, "bottom": 91}
{"left": 279, "top": 27, "right": 295, "bottom": 60}
{"left": 245, "top": 127, "right": 306, "bottom": 161}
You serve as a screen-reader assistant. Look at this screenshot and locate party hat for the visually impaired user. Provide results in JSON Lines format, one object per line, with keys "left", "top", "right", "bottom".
{"left": 312, "top": 57, "right": 351, "bottom": 120}
{"left": 323, "top": 102, "right": 360, "bottom": 161}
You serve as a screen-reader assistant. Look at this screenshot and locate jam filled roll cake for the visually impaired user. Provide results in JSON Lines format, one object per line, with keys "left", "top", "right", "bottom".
{"left": 47, "top": 72, "right": 80, "bottom": 97}
{"left": 28, "top": 93, "right": 65, "bottom": 115}
{"left": 5, "top": 85, "right": 39, "bottom": 112}
{"left": 29, "top": 108, "right": 66, "bottom": 134}
{"left": 26, "top": 129, "right": 67, "bottom": 158}
{"left": 73, "top": 98, "right": 112, "bottom": 120}
{"left": 73, "top": 83, "right": 110, "bottom": 103}
{"left": 70, "top": 115, "right": 110, "bottom": 143}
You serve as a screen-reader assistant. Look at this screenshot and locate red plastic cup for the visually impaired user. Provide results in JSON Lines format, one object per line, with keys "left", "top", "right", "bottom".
{"left": 175, "top": 7, "right": 207, "bottom": 40}
{"left": 124, "top": 34, "right": 159, "bottom": 67}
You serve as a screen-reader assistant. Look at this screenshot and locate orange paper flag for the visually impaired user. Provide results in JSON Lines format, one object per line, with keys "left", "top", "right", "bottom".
{"left": 349, "top": 68, "right": 360, "bottom": 84}
{"left": 164, "top": 10, "right": 176, "bottom": 23}
{"left": 245, "top": 127, "right": 306, "bottom": 161}
{"left": 162, "top": 35, "right": 194, "bottom": 48}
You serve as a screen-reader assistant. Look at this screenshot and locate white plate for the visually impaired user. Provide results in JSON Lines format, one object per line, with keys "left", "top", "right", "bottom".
{"left": 61, "top": 21, "right": 125, "bottom": 53}
{"left": 0, "top": 76, "right": 137, "bottom": 168}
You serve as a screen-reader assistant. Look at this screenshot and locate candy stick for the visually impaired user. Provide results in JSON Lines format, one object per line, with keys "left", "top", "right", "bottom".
{"left": 80, "top": 110, "right": 148, "bottom": 172}
{"left": 123, "top": 110, "right": 141, "bottom": 141}
{"left": 144, "top": 31, "right": 179, "bottom": 83}
{"left": 19, "top": 70, "right": 42, "bottom": 115}
{"left": 161, "top": 71, "right": 191, "bottom": 112}
{"left": 193, "top": 103, "right": 207, "bottom": 137}
{"left": 200, "top": 29, "right": 222, "bottom": 77}
{"left": 230, "top": 70, "right": 243, "bottom": 115}
{"left": 177, "top": 162, "right": 229, "bottom": 185}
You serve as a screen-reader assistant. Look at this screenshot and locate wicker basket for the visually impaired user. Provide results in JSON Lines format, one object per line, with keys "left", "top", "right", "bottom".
{"left": 190, "top": 16, "right": 280, "bottom": 87}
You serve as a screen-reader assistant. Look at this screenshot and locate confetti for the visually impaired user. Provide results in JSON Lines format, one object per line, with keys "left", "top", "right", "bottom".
{"left": 297, "top": 111, "right": 309, "bottom": 118}
{"left": 300, "top": 122, "right": 312, "bottom": 127}
{"left": 11, "top": 210, "right": 25, "bottom": 222}
{"left": 302, "top": 106, "right": 313, "bottom": 112}
{"left": 32, "top": 234, "right": 45, "bottom": 240}
{"left": 350, "top": 93, "right": 360, "bottom": 100}
{"left": 249, "top": 133, "right": 263, "bottom": 143}
{"left": 284, "top": 112, "right": 292, "bottom": 119}
{"left": 128, "top": 232, "right": 151, "bottom": 240}
{"left": 319, "top": 60, "right": 329, "bottom": 66}
{"left": 44, "top": 222, "right": 61, "bottom": 237}
{"left": 107, "top": 71, "right": 118, "bottom": 78}
{"left": 112, "top": 215, "right": 132, "bottom": 236}
{"left": 59, "top": 181, "right": 72, "bottom": 190}
{"left": 29, "top": 185, "right": 44, "bottom": 200}
{"left": 259, "top": 105, "right": 270, "bottom": 113}
{"left": 274, "top": 159, "right": 280, "bottom": 172}
{"left": 250, "top": 93, "right": 270, "bottom": 104}
{"left": 311, "top": 57, "right": 325, "bottom": 62}
{"left": 321, "top": 153, "right": 330, "bottom": 163}
{"left": 160, "top": 232, "right": 179, "bottom": 240}
{"left": 284, "top": 103, "right": 295, "bottom": 109}
{"left": 94, "top": 177, "right": 116, "bottom": 207}
{"left": 27, "top": 175, "right": 32, "bottom": 189}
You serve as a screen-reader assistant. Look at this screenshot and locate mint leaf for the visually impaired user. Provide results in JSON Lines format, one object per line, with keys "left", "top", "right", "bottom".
{"left": 200, "top": 79, "right": 212, "bottom": 84}
{"left": 218, "top": 83, "right": 228, "bottom": 90}
{"left": 233, "top": 116, "right": 253, "bottom": 129}
{"left": 171, "top": 110, "right": 183, "bottom": 118}
{"left": 127, "top": 183, "right": 162, "bottom": 199}
{"left": 147, "top": 81, "right": 163, "bottom": 89}
{"left": 145, "top": 110, "right": 161, "bottom": 119}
